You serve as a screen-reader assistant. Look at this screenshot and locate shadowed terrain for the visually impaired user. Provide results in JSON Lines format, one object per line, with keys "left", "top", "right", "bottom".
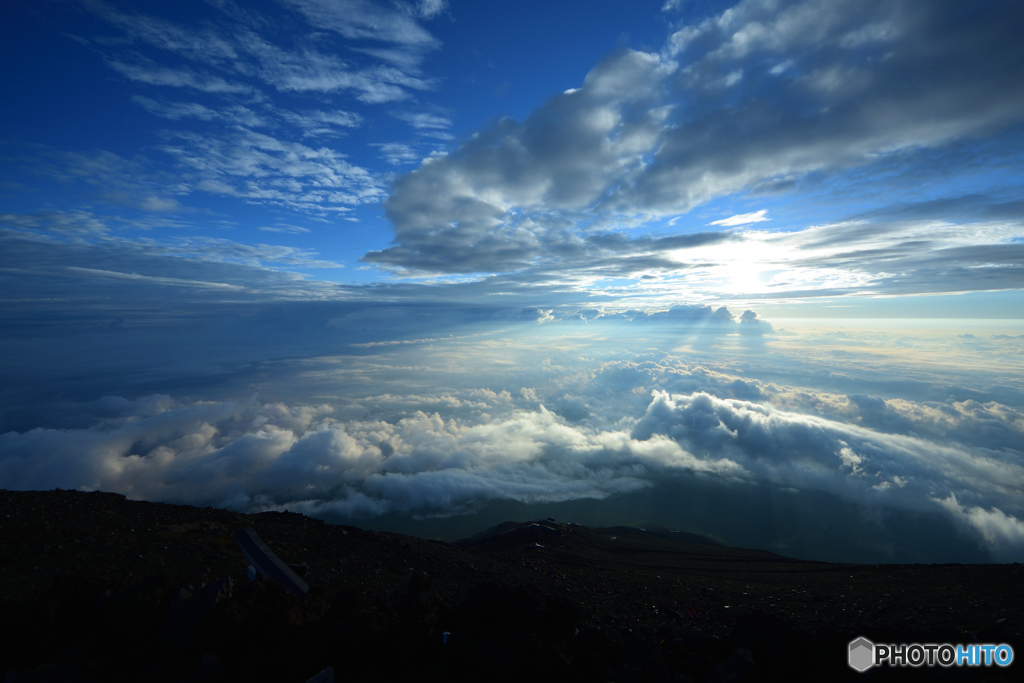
{"left": 1, "top": 489, "right": 1020, "bottom": 682}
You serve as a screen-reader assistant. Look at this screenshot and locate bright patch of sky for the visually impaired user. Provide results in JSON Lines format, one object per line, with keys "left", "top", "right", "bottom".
{"left": 2, "top": 0, "right": 1024, "bottom": 562}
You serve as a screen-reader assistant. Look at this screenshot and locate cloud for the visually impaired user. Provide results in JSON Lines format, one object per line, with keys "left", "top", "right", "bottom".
{"left": 367, "top": 0, "right": 1024, "bottom": 285}
{"left": 122, "top": 99, "right": 375, "bottom": 211}
{"left": 277, "top": 109, "right": 362, "bottom": 136}
{"left": 161, "top": 128, "right": 384, "bottom": 212}
{"left": 395, "top": 111, "right": 452, "bottom": 130}
{"left": 131, "top": 95, "right": 269, "bottom": 128}
{"left": 374, "top": 143, "right": 419, "bottom": 165}
{"left": 6, "top": 145, "right": 191, "bottom": 215}
{"left": 85, "top": 0, "right": 240, "bottom": 64}
{"left": 0, "top": 218, "right": 351, "bottom": 311}
{"left": 936, "top": 494, "right": 1024, "bottom": 562}
{"left": 64, "top": 266, "right": 246, "bottom": 291}
{"left": 366, "top": 49, "right": 674, "bottom": 273}
{"left": 88, "top": 0, "right": 439, "bottom": 102}
{"left": 107, "top": 58, "right": 251, "bottom": 94}
{"left": 3, "top": 380, "right": 1021, "bottom": 559}
{"left": 708, "top": 209, "right": 769, "bottom": 227}
{"left": 130, "top": 96, "right": 221, "bottom": 121}
{"left": 629, "top": 390, "right": 1024, "bottom": 544}
{"left": 417, "top": 0, "right": 447, "bottom": 19}
{"left": 282, "top": 0, "right": 440, "bottom": 48}
{"left": 258, "top": 224, "right": 311, "bottom": 234}
{"left": 244, "top": 38, "right": 432, "bottom": 102}
{"left": 0, "top": 395, "right": 692, "bottom": 515}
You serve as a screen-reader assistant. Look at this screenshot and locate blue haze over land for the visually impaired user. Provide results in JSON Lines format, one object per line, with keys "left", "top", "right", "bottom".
{"left": 1, "top": 0, "right": 1023, "bottom": 563}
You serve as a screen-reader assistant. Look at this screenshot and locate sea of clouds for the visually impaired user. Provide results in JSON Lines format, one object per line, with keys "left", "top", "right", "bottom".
{"left": 2, "top": 304, "right": 1022, "bottom": 562}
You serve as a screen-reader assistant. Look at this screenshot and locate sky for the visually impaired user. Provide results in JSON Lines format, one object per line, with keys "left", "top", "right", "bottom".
{"left": 1, "top": 0, "right": 1023, "bottom": 563}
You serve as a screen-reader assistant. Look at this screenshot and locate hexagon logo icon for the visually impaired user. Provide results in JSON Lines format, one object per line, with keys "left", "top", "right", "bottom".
{"left": 849, "top": 637, "right": 875, "bottom": 672}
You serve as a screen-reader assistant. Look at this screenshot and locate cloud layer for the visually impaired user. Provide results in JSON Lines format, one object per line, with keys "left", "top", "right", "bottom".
{"left": 3, "top": 314, "right": 1023, "bottom": 561}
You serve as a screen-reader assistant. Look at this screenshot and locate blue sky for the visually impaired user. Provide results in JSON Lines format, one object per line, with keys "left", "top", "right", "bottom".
{"left": 2, "top": 0, "right": 1024, "bottom": 562}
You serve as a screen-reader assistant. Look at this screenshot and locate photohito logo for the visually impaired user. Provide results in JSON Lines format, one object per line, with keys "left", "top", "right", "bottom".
{"left": 849, "top": 637, "right": 1014, "bottom": 672}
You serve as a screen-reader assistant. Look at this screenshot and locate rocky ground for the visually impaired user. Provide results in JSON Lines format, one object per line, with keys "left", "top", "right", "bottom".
{"left": 1, "top": 489, "right": 1020, "bottom": 682}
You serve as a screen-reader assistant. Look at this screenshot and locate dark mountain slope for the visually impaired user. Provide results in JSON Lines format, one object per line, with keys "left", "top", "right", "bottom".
{"left": 1, "top": 489, "right": 1020, "bottom": 682}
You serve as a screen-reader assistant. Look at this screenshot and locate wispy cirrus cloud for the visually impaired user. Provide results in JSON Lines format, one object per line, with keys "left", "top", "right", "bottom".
{"left": 281, "top": 0, "right": 440, "bottom": 49}
{"left": 88, "top": 0, "right": 441, "bottom": 100}
{"left": 106, "top": 58, "right": 253, "bottom": 94}
{"left": 68, "top": 0, "right": 444, "bottom": 215}
{"left": 276, "top": 109, "right": 362, "bottom": 136}
{"left": 130, "top": 95, "right": 268, "bottom": 128}
{"left": 258, "top": 223, "right": 311, "bottom": 235}
{"left": 1, "top": 213, "right": 346, "bottom": 287}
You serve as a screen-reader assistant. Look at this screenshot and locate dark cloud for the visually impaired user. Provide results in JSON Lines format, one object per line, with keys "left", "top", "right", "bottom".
{"left": 634, "top": 0, "right": 1024, "bottom": 211}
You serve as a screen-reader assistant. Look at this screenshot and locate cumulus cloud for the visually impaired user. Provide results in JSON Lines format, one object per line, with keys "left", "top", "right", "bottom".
{"left": 366, "top": 0, "right": 1024, "bottom": 295}
{"left": 365, "top": 49, "right": 675, "bottom": 273}
{"left": 632, "top": 391, "right": 1023, "bottom": 505}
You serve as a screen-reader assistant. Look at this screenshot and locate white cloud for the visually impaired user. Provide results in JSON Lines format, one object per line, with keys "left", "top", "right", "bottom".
{"left": 107, "top": 59, "right": 251, "bottom": 94}
{"left": 161, "top": 128, "right": 384, "bottom": 212}
{"left": 0, "top": 396, "right": 667, "bottom": 514}
{"left": 417, "top": 0, "right": 447, "bottom": 19}
{"left": 257, "top": 224, "right": 311, "bottom": 234}
{"left": 936, "top": 494, "right": 1024, "bottom": 562}
{"left": 374, "top": 142, "right": 419, "bottom": 165}
{"left": 277, "top": 109, "right": 362, "bottom": 136}
{"left": 395, "top": 111, "right": 452, "bottom": 130}
{"left": 131, "top": 96, "right": 220, "bottom": 121}
{"left": 88, "top": 0, "right": 440, "bottom": 110}
{"left": 282, "top": 0, "right": 440, "bottom": 48}
{"left": 708, "top": 209, "right": 769, "bottom": 226}
{"left": 64, "top": 266, "right": 246, "bottom": 291}
{"left": 3, "top": 369, "right": 1021, "bottom": 559}
{"left": 0, "top": 217, "right": 351, "bottom": 307}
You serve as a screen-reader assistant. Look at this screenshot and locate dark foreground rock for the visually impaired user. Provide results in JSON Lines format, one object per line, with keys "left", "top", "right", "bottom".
{"left": 1, "top": 489, "right": 1021, "bottom": 682}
